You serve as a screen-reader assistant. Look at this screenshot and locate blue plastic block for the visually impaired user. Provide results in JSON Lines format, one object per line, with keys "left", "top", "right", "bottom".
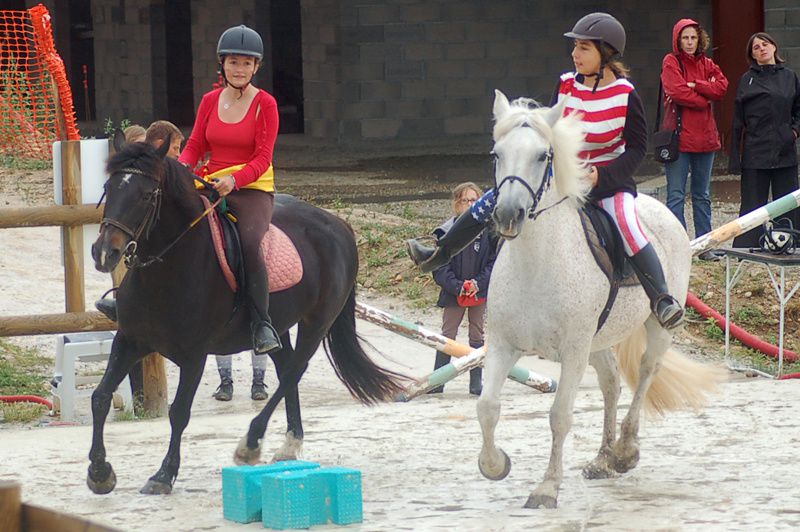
{"left": 222, "top": 461, "right": 319, "bottom": 523}
{"left": 316, "top": 467, "right": 362, "bottom": 525}
{"left": 262, "top": 470, "right": 314, "bottom": 530}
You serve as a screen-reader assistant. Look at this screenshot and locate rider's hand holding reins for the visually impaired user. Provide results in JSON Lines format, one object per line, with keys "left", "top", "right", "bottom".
{"left": 213, "top": 175, "right": 236, "bottom": 196}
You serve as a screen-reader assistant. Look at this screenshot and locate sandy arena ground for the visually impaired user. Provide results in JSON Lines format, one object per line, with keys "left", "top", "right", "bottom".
{"left": 2, "top": 190, "right": 800, "bottom": 531}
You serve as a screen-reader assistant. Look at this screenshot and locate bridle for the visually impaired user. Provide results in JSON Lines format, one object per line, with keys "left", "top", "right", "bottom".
{"left": 494, "top": 144, "right": 566, "bottom": 221}
{"left": 99, "top": 166, "right": 220, "bottom": 269}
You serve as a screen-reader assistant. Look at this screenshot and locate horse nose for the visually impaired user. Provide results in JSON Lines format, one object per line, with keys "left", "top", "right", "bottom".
{"left": 92, "top": 239, "right": 121, "bottom": 273}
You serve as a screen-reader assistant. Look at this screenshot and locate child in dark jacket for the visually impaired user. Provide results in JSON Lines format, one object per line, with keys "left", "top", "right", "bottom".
{"left": 429, "top": 183, "right": 498, "bottom": 396}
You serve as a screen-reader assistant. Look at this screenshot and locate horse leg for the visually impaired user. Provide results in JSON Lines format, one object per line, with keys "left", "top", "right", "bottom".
{"left": 140, "top": 357, "right": 206, "bottom": 494}
{"left": 235, "top": 329, "right": 322, "bottom": 466}
{"left": 525, "top": 343, "right": 590, "bottom": 509}
{"left": 87, "top": 335, "right": 146, "bottom": 494}
{"left": 476, "top": 342, "right": 520, "bottom": 482}
{"left": 612, "top": 318, "right": 670, "bottom": 474}
{"left": 582, "top": 349, "right": 621, "bottom": 480}
{"left": 271, "top": 333, "right": 305, "bottom": 462}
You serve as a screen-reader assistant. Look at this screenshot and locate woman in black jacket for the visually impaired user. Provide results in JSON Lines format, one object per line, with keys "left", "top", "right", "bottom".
{"left": 729, "top": 32, "right": 800, "bottom": 248}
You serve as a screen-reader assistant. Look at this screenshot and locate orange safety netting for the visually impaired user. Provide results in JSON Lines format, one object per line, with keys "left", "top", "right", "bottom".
{"left": 0, "top": 4, "right": 79, "bottom": 161}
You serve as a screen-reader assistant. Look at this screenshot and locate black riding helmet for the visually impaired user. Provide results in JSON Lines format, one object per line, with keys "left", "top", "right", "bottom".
{"left": 217, "top": 25, "right": 264, "bottom": 61}
{"left": 217, "top": 25, "right": 263, "bottom": 91}
{"left": 564, "top": 12, "right": 626, "bottom": 92}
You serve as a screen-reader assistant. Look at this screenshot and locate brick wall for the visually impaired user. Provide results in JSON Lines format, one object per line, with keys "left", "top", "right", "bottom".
{"left": 300, "top": 0, "right": 714, "bottom": 143}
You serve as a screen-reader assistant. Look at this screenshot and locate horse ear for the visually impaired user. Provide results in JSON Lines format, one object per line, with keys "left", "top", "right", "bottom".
{"left": 544, "top": 97, "right": 567, "bottom": 128}
{"left": 154, "top": 133, "right": 171, "bottom": 159}
{"left": 112, "top": 128, "right": 126, "bottom": 152}
{"left": 493, "top": 90, "right": 511, "bottom": 121}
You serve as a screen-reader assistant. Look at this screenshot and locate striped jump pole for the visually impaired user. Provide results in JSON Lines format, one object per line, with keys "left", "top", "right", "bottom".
{"left": 690, "top": 189, "right": 800, "bottom": 255}
{"left": 354, "top": 302, "right": 556, "bottom": 397}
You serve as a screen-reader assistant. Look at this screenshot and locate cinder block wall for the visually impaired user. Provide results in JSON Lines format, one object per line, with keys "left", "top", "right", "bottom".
{"left": 301, "top": 0, "right": 713, "bottom": 143}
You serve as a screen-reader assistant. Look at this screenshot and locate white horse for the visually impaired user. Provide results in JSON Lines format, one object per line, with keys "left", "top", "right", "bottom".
{"left": 476, "top": 90, "right": 724, "bottom": 509}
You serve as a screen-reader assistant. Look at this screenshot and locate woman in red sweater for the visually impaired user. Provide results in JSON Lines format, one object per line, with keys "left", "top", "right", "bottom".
{"left": 179, "top": 25, "right": 281, "bottom": 401}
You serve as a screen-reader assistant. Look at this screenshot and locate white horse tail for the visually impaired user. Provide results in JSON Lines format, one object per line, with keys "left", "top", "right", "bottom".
{"left": 615, "top": 325, "right": 726, "bottom": 416}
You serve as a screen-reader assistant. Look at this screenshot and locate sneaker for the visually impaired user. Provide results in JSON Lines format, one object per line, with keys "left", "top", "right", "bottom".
{"left": 213, "top": 379, "right": 233, "bottom": 401}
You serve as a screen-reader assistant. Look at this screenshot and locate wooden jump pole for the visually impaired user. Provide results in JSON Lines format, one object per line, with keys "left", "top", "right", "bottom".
{"left": 354, "top": 301, "right": 556, "bottom": 395}
{"left": 0, "top": 311, "right": 114, "bottom": 336}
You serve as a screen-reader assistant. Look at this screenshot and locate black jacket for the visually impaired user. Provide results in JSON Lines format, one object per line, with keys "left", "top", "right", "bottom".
{"left": 729, "top": 63, "right": 800, "bottom": 173}
{"left": 432, "top": 218, "right": 498, "bottom": 308}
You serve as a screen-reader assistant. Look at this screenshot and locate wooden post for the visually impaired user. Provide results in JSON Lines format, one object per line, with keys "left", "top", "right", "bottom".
{"left": 60, "top": 140, "right": 84, "bottom": 313}
{"left": 0, "top": 481, "right": 22, "bottom": 532}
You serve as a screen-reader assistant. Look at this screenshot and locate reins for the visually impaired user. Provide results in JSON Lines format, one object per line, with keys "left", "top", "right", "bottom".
{"left": 99, "top": 166, "right": 222, "bottom": 269}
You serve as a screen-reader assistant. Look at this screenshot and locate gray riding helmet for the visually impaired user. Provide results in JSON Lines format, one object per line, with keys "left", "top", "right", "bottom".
{"left": 563, "top": 12, "right": 626, "bottom": 56}
{"left": 217, "top": 25, "right": 264, "bottom": 61}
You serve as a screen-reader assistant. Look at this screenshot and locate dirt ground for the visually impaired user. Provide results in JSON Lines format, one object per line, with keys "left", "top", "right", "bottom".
{"left": 1, "top": 147, "right": 800, "bottom": 530}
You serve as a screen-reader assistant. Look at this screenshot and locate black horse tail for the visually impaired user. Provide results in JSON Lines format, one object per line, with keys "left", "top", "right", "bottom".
{"left": 323, "top": 288, "right": 407, "bottom": 405}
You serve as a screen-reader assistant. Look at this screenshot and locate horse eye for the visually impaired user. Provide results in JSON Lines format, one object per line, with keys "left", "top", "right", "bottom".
{"left": 538, "top": 152, "right": 548, "bottom": 162}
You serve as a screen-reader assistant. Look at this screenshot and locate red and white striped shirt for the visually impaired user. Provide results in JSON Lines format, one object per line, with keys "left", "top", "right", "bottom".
{"left": 556, "top": 72, "right": 634, "bottom": 167}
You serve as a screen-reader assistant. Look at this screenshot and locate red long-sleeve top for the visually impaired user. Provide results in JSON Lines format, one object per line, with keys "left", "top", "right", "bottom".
{"left": 179, "top": 88, "right": 279, "bottom": 190}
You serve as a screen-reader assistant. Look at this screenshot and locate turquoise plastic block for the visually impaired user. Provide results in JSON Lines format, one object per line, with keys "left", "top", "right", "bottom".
{"left": 317, "top": 467, "right": 363, "bottom": 525}
{"left": 222, "top": 460, "right": 319, "bottom": 523}
{"left": 262, "top": 470, "right": 314, "bottom": 530}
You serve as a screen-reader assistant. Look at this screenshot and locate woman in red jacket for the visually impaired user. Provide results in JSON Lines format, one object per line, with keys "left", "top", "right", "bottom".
{"left": 660, "top": 18, "right": 728, "bottom": 260}
{"left": 179, "top": 25, "right": 281, "bottom": 401}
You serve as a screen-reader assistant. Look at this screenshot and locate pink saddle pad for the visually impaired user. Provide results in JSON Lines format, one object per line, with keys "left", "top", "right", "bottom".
{"left": 202, "top": 197, "right": 303, "bottom": 293}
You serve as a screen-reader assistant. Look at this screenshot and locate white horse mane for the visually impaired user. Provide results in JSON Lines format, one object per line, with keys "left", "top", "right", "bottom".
{"left": 492, "top": 98, "right": 591, "bottom": 203}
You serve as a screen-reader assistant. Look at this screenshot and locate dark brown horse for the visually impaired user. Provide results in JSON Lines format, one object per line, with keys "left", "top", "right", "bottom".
{"left": 87, "top": 132, "right": 404, "bottom": 495}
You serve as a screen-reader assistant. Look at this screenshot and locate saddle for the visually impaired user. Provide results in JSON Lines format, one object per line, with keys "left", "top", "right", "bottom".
{"left": 201, "top": 196, "right": 303, "bottom": 293}
{"left": 578, "top": 203, "right": 638, "bottom": 332}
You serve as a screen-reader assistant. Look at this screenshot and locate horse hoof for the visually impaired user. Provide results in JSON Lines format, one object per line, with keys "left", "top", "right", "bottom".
{"left": 140, "top": 479, "right": 173, "bottom": 495}
{"left": 234, "top": 435, "right": 262, "bottom": 466}
{"left": 582, "top": 460, "right": 617, "bottom": 480}
{"left": 524, "top": 493, "right": 557, "bottom": 509}
{"left": 478, "top": 448, "right": 511, "bottom": 481}
{"left": 86, "top": 463, "right": 117, "bottom": 495}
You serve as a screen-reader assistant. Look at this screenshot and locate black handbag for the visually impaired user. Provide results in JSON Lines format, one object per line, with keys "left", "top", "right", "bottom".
{"left": 653, "top": 57, "right": 684, "bottom": 164}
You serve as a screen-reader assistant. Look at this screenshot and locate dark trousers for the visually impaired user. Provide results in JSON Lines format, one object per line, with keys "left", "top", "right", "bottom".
{"left": 225, "top": 189, "right": 274, "bottom": 321}
{"left": 432, "top": 304, "right": 485, "bottom": 393}
{"left": 733, "top": 166, "right": 799, "bottom": 249}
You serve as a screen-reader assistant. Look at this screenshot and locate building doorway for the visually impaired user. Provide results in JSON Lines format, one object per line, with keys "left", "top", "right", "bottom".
{"left": 270, "top": 0, "right": 304, "bottom": 134}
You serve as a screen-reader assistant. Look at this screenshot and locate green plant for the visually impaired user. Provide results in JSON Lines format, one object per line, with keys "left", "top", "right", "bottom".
{"left": 0, "top": 338, "right": 50, "bottom": 396}
{"left": 704, "top": 317, "right": 724, "bottom": 341}
{"left": 1, "top": 402, "right": 47, "bottom": 424}
{"left": 735, "top": 305, "right": 765, "bottom": 326}
{"left": 103, "top": 117, "right": 132, "bottom": 137}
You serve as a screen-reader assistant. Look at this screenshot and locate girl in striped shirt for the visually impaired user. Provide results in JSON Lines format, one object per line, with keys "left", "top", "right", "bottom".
{"left": 408, "top": 12, "right": 683, "bottom": 329}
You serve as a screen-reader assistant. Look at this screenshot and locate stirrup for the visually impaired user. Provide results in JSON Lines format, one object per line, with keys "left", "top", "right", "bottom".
{"left": 252, "top": 321, "right": 282, "bottom": 354}
{"left": 95, "top": 298, "right": 118, "bottom": 322}
{"left": 652, "top": 294, "right": 684, "bottom": 330}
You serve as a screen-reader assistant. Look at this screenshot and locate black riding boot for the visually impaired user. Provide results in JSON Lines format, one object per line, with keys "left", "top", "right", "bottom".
{"left": 629, "top": 243, "right": 684, "bottom": 329}
{"left": 247, "top": 260, "right": 282, "bottom": 355}
{"left": 469, "top": 367, "right": 483, "bottom": 396}
{"left": 95, "top": 298, "right": 117, "bottom": 322}
{"left": 426, "top": 351, "right": 451, "bottom": 394}
{"left": 407, "top": 210, "right": 485, "bottom": 273}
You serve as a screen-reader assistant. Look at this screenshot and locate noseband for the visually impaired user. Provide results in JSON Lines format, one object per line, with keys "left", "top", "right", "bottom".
{"left": 99, "top": 167, "right": 163, "bottom": 267}
{"left": 494, "top": 147, "right": 563, "bottom": 220}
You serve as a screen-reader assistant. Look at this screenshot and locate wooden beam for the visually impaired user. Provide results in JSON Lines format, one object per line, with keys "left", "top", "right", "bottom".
{"left": 0, "top": 204, "right": 102, "bottom": 228}
{"left": 22, "top": 503, "right": 119, "bottom": 532}
{"left": 0, "top": 312, "right": 115, "bottom": 336}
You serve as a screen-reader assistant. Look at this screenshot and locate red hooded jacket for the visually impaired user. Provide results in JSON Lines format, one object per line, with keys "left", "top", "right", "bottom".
{"left": 660, "top": 18, "right": 728, "bottom": 153}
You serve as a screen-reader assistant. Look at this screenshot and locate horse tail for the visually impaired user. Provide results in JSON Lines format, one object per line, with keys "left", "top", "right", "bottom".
{"left": 615, "top": 324, "right": 726, "bottom": 416}
{"left": 323, "top": 288, "right": 407, "bottom": 405}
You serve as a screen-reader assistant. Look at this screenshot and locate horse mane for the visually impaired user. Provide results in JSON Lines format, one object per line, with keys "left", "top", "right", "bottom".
{"left": 106, "top": 142, "right": 199, "bottom": 213}
{"left": 493, "top": 98, "right": 591, "bottom": 203}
